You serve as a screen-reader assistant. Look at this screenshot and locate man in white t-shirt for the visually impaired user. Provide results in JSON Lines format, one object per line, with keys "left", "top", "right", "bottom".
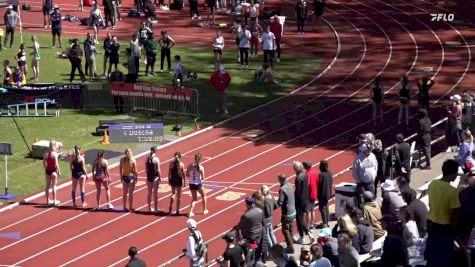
{"left": 260, "top": 26, "right": 276, "bottom": 69}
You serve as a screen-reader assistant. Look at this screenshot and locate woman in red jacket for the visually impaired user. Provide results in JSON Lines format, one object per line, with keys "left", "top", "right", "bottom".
{"left": 210, "top": 65, "right": 231, "bottom": 115}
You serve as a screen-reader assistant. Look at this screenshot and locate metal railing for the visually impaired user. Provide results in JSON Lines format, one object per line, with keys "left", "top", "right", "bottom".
{"left": 160, "top": 116, "right": 450, "bottom": 266}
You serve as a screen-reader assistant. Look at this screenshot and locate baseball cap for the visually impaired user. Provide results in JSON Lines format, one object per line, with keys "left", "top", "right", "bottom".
{"left": 396, "top": 133, "right": 404, "bottom": 143}
{"left": 245, "top": 196, "right": 255, "bottom": 205}
{"left": 363, "top": 191, "right": 373, "bottom": 201}
{"left": 223, "top": 232, "right": 235, "bottom": 242}
{"left": 450, "top": 94, "right": 461, "bottom": 102}
{"left": 301, "top": 245, "right": 310, "bottom": 252}
{"left": 186, "top": 218, "right": 197, "bottom": 229}
{"left": 318, "top": 227, "right": 332, "bottom": 237}
{"left": 359, "top": 143, "right": 369, "bottom": 152}
{"left": 7, "top": 5, "right": 12, "bottom": 9}
{"left": 357, "top": 133, "right": 367, "bottom": 140}
{"left": 381, "top": 179, "right": 396, "bottom": 191}
{"left": 219, "top": 66, "right": 226, "bottom": 74}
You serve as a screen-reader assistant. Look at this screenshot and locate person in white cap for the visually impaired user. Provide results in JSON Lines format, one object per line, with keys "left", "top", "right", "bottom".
{"left": 186, "top": 218, "right": 205, "bottom": 267}
{"left": 3, "top": 5, "right": 21, "bottom": 49}
{"left": 42, "top": 0, "right": 53, "bottom": 28}
{"left": 210, "top": 65, "right": 231, "bottom": 115}
{"left": 381, "top": 179, "right": 406, "bottom": 220}
{"left": 352, "top": 143, "right": 377, "bottom": 207}
{"left": 447, "top": 94, "right": 463, "bottom": 147}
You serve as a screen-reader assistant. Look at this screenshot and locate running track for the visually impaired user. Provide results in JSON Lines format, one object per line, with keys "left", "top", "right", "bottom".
{"left": 0, "top": 0, "right": 474, "bottom": 266}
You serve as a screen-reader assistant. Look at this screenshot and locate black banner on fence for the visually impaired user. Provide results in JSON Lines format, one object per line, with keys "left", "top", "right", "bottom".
{"left": 0, "top": 84, "right": 84, "bottom": 108}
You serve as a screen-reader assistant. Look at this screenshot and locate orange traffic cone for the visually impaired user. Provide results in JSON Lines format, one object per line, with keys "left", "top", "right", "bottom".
{"left": 102, "top": 131, "right": 110, "bottom": 144}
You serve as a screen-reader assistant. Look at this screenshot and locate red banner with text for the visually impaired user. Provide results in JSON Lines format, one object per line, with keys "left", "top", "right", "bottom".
{"left": 110, "top": 83, "right": 193, "bottom": 102}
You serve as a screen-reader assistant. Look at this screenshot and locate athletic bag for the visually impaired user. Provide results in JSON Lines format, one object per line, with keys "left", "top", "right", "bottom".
{"left": 191, "top": 231, "right": 208, "bottom": 258}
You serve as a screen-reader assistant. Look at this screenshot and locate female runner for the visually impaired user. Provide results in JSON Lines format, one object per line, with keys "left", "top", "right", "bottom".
{"left": 187, "top": 153, "right": 208, "bottom": 217}
{"left": 168, "top": 152, "right": 186, "bottom": 215}
{"left": 120, "top": 148, "right": 137, "bottom": 212}
{"left": 43, "top": 140, "right": 60, "bottom": 206}
{"left": 146, "top": 146, "right": 161, "bottom": 212}
{"left": 70, "top": 145, "right": 87, "bottom": 208}
{"left": 92, "top": 150, "right": 113, "bottom": 209}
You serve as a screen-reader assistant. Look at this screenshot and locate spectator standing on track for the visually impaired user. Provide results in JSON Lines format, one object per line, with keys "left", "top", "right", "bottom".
{"left": 70, "top": 145, "right": 88, "bottom": 208}
{"left": 312, "top": 0, "right": 325, "bottom": 31}
{"left": 50, "top": 5, "right": 62, "bottom": 49}
{"left": 417, "top": 77, "right": 434, "bottom": 112}
{"left": 3, "top": 5, "right": 20, "bottom": 49}
{"left": 187, "top": 153, "right": 209, "bottom": 217}
{"left": 210, "top": 65, "right": 231, "bottom": 115}
{"left": 417, "top": 109, "right": 432, "bottom": 170}
{"left": 373, "top": 140, "right": 388, "bottom": 196}
{"left": 144, "top": 32, "right": 158, "bottom": 76}
{"left": 120, "top": 148, "right": 137, "bottom": 212}
{"left": 425, "top": 159, "right": 461, "bottom": 267}
{"left": 381, "top": 179, "right": 406, "bottom": 220}
{"left": 277, "top": 173, "right": 296, "bottom": 254}
{"left": 294, "top": 161, "right": 313, "bottom": 244}
{"left": 43, "top": 0, "right": 53, "bottom": 28}
{"left": 109, "top": 36, "right": 120, "bottom": 74}
{"left": 186, "top": 219, "right": 205, "bottom": 267}
{"left": 447, "top": 94, "right": 463, "bottom": 147}
{"left": 217, "top": 232, "right": 245, "bottom": 267}
{"left": 295, "top": 0, "right": 308, "bottom": 35}
{"left": 43, "top": 140, "right": 61, "bottom": 206}
{"left": 262, "top": 185, "right": 278, "bottom": 250}
{"left": 189, "top": 0, "right": 201, "bottom": 19}
{"left": 238, "top": 196, "right": 265, "bottom": 245}
{"left": 261, "top": 25, "right": 276, "bottom": 69}
{"left": 92, "top": 150, "right": 113, "bottom": 209}
{"left": 269, "top": 15, "right": 282, "bottom": 63}
{"left": 393, "top": 133, "right": 412, "bottom": 180}
{"left": 169, "top": 152, "right": 186, "bottom": 215}
{"left": 103, "top": 0, "right": 115, "bottom": 29}
{"left": 303, "top": 161, "right": 318, "bottom": 230}
{"left": 14, "top": 43, "right": 27, "bottom": 79}
{"left": 125, "top": 247, "right": 147, "bottom": 267}
{"left": 370, "top": 76, "right": 384, "bottom": 126}
{"left": 213, "top": 30, "right": 225, "bottom": 70}
{"left": 145, "top": 146, "right": 160, "bottom": 212}
{"left": 352, "top": 143, "right": 377, "bottom": 206}
{"left": 68, "top": 39, "right": 86, "bottom": 83}
{"left": 159, "top": 31, "right": 175, "bottom": 72}
{"left": 398, "top": 75, "right": 411, "bottom": 126}
{"left": 362, "top": 191, "right": 385, "bottom": 240}
{"left": 317, "top": 160, "right": 332, "bottom": 228}
{"left": 238, "top": 24, "right": 251, "bottom": 70}
{"left": 103, "top": 33, "right": 112, "bottom": 76}
{"left": 89, "top": 2, "right": 104, "bottom": 44}
{"left": 206, "top": 0, "right": 216, "bottom": 25}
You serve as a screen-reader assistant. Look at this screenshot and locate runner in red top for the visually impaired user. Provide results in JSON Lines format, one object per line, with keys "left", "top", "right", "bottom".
{"left": 43, "top": 140, "right": 61, "bottom": 206}
{"left": 303, "top": 160, "right": 319, "bottom": 229}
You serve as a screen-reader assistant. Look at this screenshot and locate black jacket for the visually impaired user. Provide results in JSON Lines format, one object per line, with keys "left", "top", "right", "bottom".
{"left": 419, "top": 117, "right": 432, "bottom": 146}
{"left": 317, "top": 171, "right": 333, "bottom": 202}
{"left": 394, "top": 142, "right": 411, "bottom": 171}
{"left": 357, "top": 219, "right": 374, "bottom": 254}
{"left": 295, "top": 170, "right": 310, "bottom": 207}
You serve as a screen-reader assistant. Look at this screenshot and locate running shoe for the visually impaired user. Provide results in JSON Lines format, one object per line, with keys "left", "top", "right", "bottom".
{"left": 107, "top": 203, "right": 114, "bottom": 209}
{"left": 203, "top": 209, "right": 209, "bottom": 215}
{"left": 82, "top": 202, "right": 87, "bottom": 208}
{"left": 188, "top": 212, "right": 195, "bottom": 217}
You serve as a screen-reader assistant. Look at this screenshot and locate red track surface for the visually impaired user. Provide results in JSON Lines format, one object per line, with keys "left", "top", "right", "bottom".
{"left": 0, "top": 0, "right": 474, "bottom": 266}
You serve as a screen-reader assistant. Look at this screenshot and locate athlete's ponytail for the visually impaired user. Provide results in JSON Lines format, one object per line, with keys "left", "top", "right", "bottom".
{"left": 149, "top": 146, "right": 157, "bottom": 163}
{"left": 73, "top": 145, "right": 81, "bottom": 161}
{"left": 195, "top": 153, "right": 202, "bottom": 171}
{"left": 174, "top": 152, "right": 181, "bottom": 168}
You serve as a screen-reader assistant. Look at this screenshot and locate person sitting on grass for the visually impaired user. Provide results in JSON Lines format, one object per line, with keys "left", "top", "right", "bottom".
{"left": 255, "top": 63, "right": 280, "bottom": 84}
{"left": 12, "top": 66, "right": 25, "bottom": 87}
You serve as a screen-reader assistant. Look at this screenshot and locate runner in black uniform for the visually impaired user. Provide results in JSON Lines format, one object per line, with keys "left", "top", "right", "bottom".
{"left": 168, "top": 152, "right": 186, "bottom": 215}
{"left": 370, "top": 76, "right": 384, "bottom": 126}
{"left": 146, "top": 146, "right": 161, "bottom": 212}
{"left": 50, "top": 6, "right": 62, "bottom": 48}
{"left": 70, "top": 145, "right": 88, "bottom": 208}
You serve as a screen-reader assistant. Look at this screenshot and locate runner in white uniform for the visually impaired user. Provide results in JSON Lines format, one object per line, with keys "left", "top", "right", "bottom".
{"left": 187, "top": 154, "right": 209, "bottom": 217}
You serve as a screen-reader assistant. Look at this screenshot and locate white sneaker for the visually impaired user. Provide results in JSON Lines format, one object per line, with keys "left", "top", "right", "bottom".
{"left": 107, "top": 203, "right": 114, "bottom": 209}
{"left": 276, "top": 58, "right": 280, "bottom": 63}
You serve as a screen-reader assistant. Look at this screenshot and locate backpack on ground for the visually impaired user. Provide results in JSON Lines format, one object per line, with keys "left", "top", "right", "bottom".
{"left": 191, "top": 230, "right": 208, "bottom": 258}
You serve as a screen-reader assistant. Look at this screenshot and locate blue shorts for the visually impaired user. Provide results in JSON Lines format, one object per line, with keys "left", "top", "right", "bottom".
{"left": 122, "top": 175, "right": 135, "bottom": 183}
